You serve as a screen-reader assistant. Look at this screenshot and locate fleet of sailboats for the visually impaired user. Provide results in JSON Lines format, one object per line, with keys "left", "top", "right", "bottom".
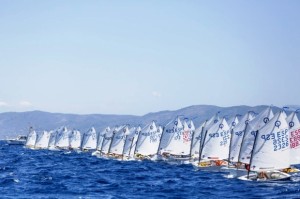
{"left": 23, "top": 107, "right": 300, "bottom": 181}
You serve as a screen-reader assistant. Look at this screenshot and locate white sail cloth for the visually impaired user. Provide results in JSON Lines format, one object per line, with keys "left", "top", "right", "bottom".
{"left": 200, "top": 118, "right": 230, "bottom": 161}
{"left": 135, "top": 121, "right": 159, "bottom": 156}
{"left": 25, "top": 128, "right": 37, "bottom": 148}
{"left": 239, "top": 107, "right": 274, "bottom": 164}
{"left": 250, "top": 111, "right": 290, "bottom": 171}
{"left": 229, "top": 112, "right": 255, "bottom": 162}
{"left": 81, "top": 127, "right": 97, "bottom": 150}
{"left": 287, "top": 112, "right": 300, "bottom": 165}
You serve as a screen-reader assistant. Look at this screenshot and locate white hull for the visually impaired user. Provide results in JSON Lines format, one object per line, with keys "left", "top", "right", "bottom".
{"left": 238, "top": 170, "right": 291, "bottom": 181}
{"left": 220, "top": 167, "right": 249, "bottom": 177}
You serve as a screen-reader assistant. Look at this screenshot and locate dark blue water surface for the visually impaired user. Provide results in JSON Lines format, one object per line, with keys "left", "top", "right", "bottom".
{"left": 1, "top": 141, "right": 300, "bottom": 199}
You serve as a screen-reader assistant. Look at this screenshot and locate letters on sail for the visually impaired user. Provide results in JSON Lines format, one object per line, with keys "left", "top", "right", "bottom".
{"left": 239, "top": 107, "right": 274, "bottom": 164}
{"left": 135, "top": 121, "right": 159, "bottom": 157}
{"left": 287, "top": 111, "right": 300, "bottom": 165}
{"left": 200, "top": 118, "right": 230, "bottom": 161}
{"left": 229, "top": 112, "right": 255, "bottom": 163}
{"left": 250, "top": 111, "right": 290, "bottom": 171}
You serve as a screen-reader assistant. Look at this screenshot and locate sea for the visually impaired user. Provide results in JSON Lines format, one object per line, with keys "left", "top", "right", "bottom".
{"left": 1, "top": 141, "right": 300, "bottom": 199}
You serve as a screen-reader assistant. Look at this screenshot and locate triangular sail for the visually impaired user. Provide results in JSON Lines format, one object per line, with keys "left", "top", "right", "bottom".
{"left": 200, "top": 118, "right": 231, "bottom": 161}
{"left": 123, "top": 127, "right": 140, "bottom": 157}
{"left": 101, "top": 126, "right": 123, "bottom": 154}
{"left": 35, "top": 131, "right": 51, "bottom": 149}
{"left": 135, "top": 121, "right": 160, "bottom": 156}
{"left": 25, "top": 127, "right": 37, "bottom": 148}
{"left": 199, "top": 113, "right": 220, "bottom": 153}
{"left": 81, "top": 127, "right": 97, "bottom": 150}
{"left": 287, "top": 112, "right": 300, "bottom": 165}
{"left": 229, "top": 112, "right": 255, "bottom": 162}
{"left": 48, "top": 130, "right": 57, "bottom": 149}
{"left": 250, "top": 111, "right": 290, "bottom": 171}
{"left": 69, "top": 130, "right": 81, "bottom": 149}
{"left": 128, "top": 126, "right": 141, "bottom": 157}
{"left": 239, "top": 107, "right": 274, "bottom": 164}
{"left": 190, "top": 121, "right": 206, "bottom": 159}
{"left": 109, "top": 126, "right": 128, "bottom": 155}
{"left": 96, "top": 127, "right": 110, "bottom": 151}
{"left": 159, "top": 117, "right": 192, "bottom": 156}
{"left": 55, "top": 127, "right": 70, "bottom": 149}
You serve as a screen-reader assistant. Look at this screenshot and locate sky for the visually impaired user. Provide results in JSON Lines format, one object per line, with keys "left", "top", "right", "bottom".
{"left": 0, "top": 1, "right": 299, "bottom": 115}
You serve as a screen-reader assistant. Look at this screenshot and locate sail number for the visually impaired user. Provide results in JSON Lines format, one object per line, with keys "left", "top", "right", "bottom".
{"left": 208, "top": 131, "right": 230, "bottom": 146}
{"left": 290, "top": 128, "right": 300, "bottom": 149}
{"left": 260, "top": 129, "right": 289, "bottom": 151}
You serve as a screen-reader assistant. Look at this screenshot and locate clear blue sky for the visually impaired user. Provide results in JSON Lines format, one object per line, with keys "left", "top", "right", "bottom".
{"left": 0, "top": 1, "right": 299, "bottom": 115}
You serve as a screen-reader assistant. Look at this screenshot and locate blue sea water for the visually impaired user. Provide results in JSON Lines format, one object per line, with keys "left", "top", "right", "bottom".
{"left": 1, "top": 141, "right": 300, "bottom": 199}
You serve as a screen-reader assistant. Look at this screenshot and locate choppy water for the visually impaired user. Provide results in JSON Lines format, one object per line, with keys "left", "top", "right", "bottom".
{"left": 1, "top": 141, "right": 300, "bottom": 199}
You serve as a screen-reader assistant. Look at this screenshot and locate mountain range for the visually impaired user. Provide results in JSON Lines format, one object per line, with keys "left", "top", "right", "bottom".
{"left": 0, "top": 105, "right": 297, "bottom": 139}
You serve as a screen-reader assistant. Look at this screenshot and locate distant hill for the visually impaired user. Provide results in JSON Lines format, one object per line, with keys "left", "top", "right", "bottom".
{"left": 0, "top": 105, "right": 292, "bottom": 139}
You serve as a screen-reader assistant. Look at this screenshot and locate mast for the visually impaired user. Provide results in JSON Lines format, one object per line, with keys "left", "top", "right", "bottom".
{"left": 237, "top": 113, "right": 250, "bottom": 163}
{"left": 227, "top": 115, "right": 238, "bottom": 165}
{"left": 248, "top": 129, "right": 258, "bottom": 179}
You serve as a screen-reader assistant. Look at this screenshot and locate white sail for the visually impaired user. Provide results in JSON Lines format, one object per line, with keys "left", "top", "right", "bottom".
{"left": 200, "top": 118, "right": 230, "bottom": 161}
{"left": 101, "top": 126, "right": 121, "bottom": 154}
{"left": 69, "top": 130, "right": 81, "bottom": 149}
{"left": 159, "top": 117, "right": 192, "bottom": 156}
{"left": 191, "top": 114, "right": 220, "bottom": 159}
{"left": 25, "top": 128, "right": 37, "bottom": 148}
{"left": 135, "top": 121, "right": 160, "bottom": 156}
{"left": 200, "top": 113, "right": 221, "bottom": 152}
{"left": 239, "top": 107, "right": 274, "bottom": 164}
{"left": 55, "top": 127, "right": 70, "bottom": 149}
{"left": 190, "top": 121, "right": 206, "bottom": 159}
{"left": 287, "top": 112, "right": 300, "bottom": 165}
{"left": 96, "top": 127, "right": 110, "bottom": 151}
{"left": 250, "top": 111, "right": 290, "bottom": 171}
{"left": 48, "top": 130, "right": 57, "bottom": 150}
{"left": 35, "top": 131, "right": 51, "bottom": 149}
{"left": 109, "top": 126, "right": 128, "bottom": 155}
{"left": 228, "top": 115, "right": 239, "bottom": 130}
{"left": 81, "top": 127, "right": 97, "bottom": 150}
{"left": 122, "top": 127, "right": 141, "bottom": 157}
{"left": 229, "top": 112, "right": 255, "bottom": 162}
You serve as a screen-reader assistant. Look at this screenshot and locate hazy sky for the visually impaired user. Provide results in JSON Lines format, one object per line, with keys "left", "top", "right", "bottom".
{"left": 0, "top": 1, "right": 299, "bottom": 115}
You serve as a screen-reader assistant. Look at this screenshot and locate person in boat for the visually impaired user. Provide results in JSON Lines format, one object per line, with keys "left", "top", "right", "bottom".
{"left": 257, "top": 171, "right": 268, "bottom": 179}
{"left": 245, "top": 164, "right": 250, "bottom": 171}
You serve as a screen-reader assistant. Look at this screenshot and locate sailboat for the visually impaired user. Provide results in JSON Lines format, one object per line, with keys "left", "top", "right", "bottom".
{"left": 108, "top": 126, "right": 129, "bottom": 159}
{"left": 25, "top": 127, "right": 37, "bottom": 149}
{"left": 69, "top": 130, "right": 82, "bottom": 150}
{"left": 239, "top": 107, "right": 274, "bottom": 165}
{"left": 196, "top": 117, "right": 231, "bottom": 170}
{"left": 34, "top": 131, "right": 51, "bottom": 149}
{"left": 92, "top": 127, "right": 110, "bottom": 157}
{"left": 190, "top": 113, "right": 220, "bottom": 163}
{"left": 55, "top": 127, "right": 70, "bottom": 150}
{"left": 158, "top": 117, "right": 192, "bottom": 163}
{"left": 239, "top": 110, "right": 291, "bottom": 181}
{"left": 48, "top": 130, "right": 57, "bottom": 150}
{"left": 282, "top": 111, "right": 300, "bottom": 173}
{"left": 134, "top": 121, "right": 160, "bottom": 160}
{"left": 222, "top": 112, "right": 256, "bottom": 176}
{"left": 100, "top": 126, "right": 124, "bottom": 158}
{"left": 81, "top": 127, "right": 97, "bottom": 151}
{"left": 122, "top": 126, "right": 141, "bottom": 160}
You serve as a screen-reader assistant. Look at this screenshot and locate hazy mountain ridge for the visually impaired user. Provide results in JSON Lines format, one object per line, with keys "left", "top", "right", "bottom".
{"left": 0, "top": 105, "right": 294, "bottom": 139}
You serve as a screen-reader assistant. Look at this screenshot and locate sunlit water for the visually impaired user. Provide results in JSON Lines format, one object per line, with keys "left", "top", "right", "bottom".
{"left": 1, "top": 141, "right": 300, "bottom": 199}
